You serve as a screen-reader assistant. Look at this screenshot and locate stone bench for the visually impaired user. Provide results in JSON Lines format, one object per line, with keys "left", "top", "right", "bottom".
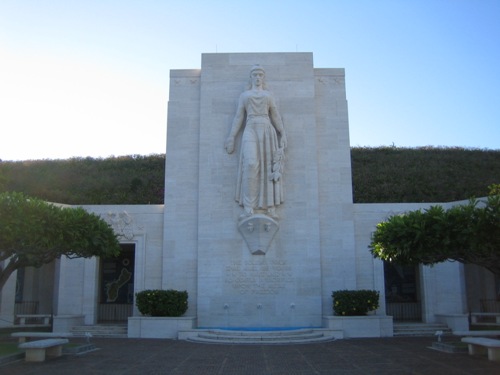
{"left": 18, "top": 338, "right": 69, "bottom": 362}
{"left": 461, "top": 337, "right": 500, "bottom": 361}
{"left": 470, "top": 312, "right": 500, "bottom": 325}
{"left": 11, "top": 331, "right": 73, "bottom": 343}
{"left": 453, "top": 330, "right": 500, "bottom": 337}
{"left": 16, "top": 314, "right": 52, "bottom": 327}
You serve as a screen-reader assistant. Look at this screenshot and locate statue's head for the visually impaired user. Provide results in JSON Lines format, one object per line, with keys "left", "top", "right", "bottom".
{"left": 248, "top": 64, "right": 267, "bottom": 89}
{"left": 250, "top": 64, "right": 265, "bottom": 76}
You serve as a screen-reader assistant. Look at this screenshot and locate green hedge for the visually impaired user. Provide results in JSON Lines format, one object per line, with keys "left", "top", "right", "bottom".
{"left": 1, "top": 147, "right": 498, "bottom": 205}
{"left": 351, "top": 146, "right": 500, "bottom": 203}
{"left": 332, "top": 290, "right": 379, "bottom": 316}
{"left": 135, "top": 289, "right": 188, "bottom": 317}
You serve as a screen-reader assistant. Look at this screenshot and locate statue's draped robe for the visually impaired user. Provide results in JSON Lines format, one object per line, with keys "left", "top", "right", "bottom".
{"left": 235, "top": 90, "right": 284, "bottom": 210}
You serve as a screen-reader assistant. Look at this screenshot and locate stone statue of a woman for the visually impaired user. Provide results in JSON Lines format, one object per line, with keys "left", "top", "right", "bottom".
{"left": 225, "top": 65, "right": 287, "bottom": 220}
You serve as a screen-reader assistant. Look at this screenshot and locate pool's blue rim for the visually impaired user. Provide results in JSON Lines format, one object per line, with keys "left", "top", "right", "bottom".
{"left": 197, "top": 326, "right": 322, "bottom": 331}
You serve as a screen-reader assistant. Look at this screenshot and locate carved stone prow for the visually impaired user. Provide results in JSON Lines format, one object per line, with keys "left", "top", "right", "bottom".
{"left": 237, "top": 214, "right": 279, "bottom": 255}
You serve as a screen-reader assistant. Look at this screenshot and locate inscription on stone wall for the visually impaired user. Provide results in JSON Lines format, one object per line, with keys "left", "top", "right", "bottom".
{"left": 225, "top": 259, "right": 293, "bottom": 295}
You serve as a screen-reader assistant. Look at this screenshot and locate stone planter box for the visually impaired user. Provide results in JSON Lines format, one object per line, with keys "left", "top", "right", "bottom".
{"left": 323, "top": 315, "right": 393, "bottom": 338}
{"left": 128, "top": 316, "right": 196, "bottom": 339}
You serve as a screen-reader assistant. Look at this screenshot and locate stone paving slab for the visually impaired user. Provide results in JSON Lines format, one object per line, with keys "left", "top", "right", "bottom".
{"left": 2, "top": 337, "right": 500, "bottom": 374}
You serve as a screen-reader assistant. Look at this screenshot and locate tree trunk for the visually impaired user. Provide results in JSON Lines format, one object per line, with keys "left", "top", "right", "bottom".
{"left": 0, "top": 259, "right": 19, "bottom": 292}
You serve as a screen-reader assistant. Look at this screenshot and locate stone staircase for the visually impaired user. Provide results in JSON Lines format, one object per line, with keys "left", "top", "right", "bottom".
{"left": 71, "top": 324, "right": 128, "bottom": 339}
{"left": 393, "top": 323, "right": 452, "bottom": 337}
{"left": 181, "top": 328, "right": 341, "bottom": 344}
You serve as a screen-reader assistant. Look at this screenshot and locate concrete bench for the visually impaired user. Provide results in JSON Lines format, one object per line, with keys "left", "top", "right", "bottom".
{"left": 11, "top": 331, "right": 73, "bottom": 343}
{"left": 453, "top": 330, "right": 500, "bottom": 337}
{"left": 16, "top": 314, "right": 52, "bottom": 327}
{"left": 470, "top": 313, "right": 500, "bottom": 325}
{"left": 18, "top": 338, "right": 69, "bottom": 362}
{"left": 461, "top": 337, "right": 500, "bottom": 361}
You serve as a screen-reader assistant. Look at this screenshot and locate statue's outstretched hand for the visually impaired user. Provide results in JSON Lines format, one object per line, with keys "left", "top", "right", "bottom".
{"left": 225, "top": 137, "right": 235, "bottom": 154}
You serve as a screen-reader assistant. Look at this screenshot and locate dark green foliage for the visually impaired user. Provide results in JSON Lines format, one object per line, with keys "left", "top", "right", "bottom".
{"left": 0, "top": 147, "right": 498, "bottom": 204}
{"left": 332, "top": 290, "right": 380, "bottom": 316}
{"left": 0, "top": 192, "right": 121, "bottom": 290}
{"left": 0, "top": 155, "right": 165, "bottom": 204}
{"left": 135, "top": 289, "right": 188, "bottom": 317}
{"left": 370, "top": 195, "right": 500, "bottom": 275}
{"left": 351, "top": 146, "right": 500, "bottom": 203}
{"left": 490, "top": 184, "right": 500, "bottom": 196}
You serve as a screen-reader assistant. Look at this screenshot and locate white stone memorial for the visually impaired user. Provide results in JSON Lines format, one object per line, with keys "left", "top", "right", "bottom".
{"left": 163, "top": 53, "right": 357, "bottom": 329}
{"left": 4, "top": 52, "right": 476, "bottom": 340}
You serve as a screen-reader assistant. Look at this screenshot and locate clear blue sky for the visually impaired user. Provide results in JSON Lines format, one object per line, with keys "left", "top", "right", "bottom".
{"left": 1, "top": 0, "right": 499, "bottom": 161}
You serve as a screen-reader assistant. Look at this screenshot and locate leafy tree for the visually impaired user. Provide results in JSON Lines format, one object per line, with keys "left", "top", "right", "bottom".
{"left": 369, "top": 194, "right": 500, "bottom": 275}
{"left": 0, "top": 192, "right": 121, "bottom": 290}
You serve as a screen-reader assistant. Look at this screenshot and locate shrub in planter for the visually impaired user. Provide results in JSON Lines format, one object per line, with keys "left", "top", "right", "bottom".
{"left": 332, "top": 290, "right": 379, "bottom": 316}
{"left": 135, "top": 289, "right": 188, "bottom": 317}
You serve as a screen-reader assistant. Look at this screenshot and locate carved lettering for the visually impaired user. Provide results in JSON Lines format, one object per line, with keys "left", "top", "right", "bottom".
{"left": 224, "top": 259, "right": 293, "bottom": 295}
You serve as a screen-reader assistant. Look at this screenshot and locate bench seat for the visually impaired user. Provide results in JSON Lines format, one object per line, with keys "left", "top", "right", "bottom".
{"left": 18, "top": 338, "right": 69, "bottom": 362}
{"left": 453, "top": 330, "right": 500, "bottom": 337}
{"left": 470, "top": 313, "right": 500, "bottom": 325}
{"left": 16, "top": 314, "right": 52, "bottom": 327}
{"left": 461, "top": 337, "right": 500, "bottom": 361}
{"left": 12, "top": 331, "right": 73, "bottom": 343}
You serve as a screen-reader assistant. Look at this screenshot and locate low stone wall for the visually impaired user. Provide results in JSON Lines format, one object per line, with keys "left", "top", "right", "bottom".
{"left": 128, "top": 316, "right": 197, "bottom": 339}
{"left": 322, "top": 315, "right": 393, "bottom": 338}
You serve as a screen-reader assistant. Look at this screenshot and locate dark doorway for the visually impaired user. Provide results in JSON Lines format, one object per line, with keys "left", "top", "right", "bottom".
{"left": 98, "top": 244, "right": 135, "bottom": 323}
{"left": 384, "top": 262, "right": 422, "bottom": 322}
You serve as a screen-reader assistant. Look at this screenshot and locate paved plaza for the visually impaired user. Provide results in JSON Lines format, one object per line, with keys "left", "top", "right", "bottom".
{"left": 2, "top": 337, "right": 500, "bottom": 374}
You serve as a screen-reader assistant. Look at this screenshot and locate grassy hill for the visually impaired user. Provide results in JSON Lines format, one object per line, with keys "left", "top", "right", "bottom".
{"left": 0, "top": 147, "right": 498, "bottom": 204}
{"left": 351, "top": 146, "right": 499, "bottom": 203}
{"left": 0, "top": 154, "right": 165, "bottom": 204}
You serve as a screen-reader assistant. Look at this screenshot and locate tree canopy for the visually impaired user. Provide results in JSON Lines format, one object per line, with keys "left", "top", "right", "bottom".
{"left": 369, "top": 193, "right": 500, "bottom": 275}
{"left": 0, "top": 192, "right": 121, "bottom": 290}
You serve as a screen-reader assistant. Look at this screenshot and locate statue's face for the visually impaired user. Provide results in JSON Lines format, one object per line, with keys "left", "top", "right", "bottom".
{"left": 251, "top": 71, "right": 264, "bottom": 87}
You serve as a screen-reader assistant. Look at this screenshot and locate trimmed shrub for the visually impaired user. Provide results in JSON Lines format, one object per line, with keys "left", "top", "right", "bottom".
{"left": 332, "top": 290, "right": 379, "bottom": 316}
{"left": 135, "top": 289, "right": 188, "bottom": 317}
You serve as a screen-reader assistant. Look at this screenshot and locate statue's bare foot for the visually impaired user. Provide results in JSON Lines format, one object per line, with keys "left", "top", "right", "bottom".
{"left": 239, "top": 208, "right": 254, "bottom": 221}
{"left": 266, "top": 208, "right": 279, "bottom": 220}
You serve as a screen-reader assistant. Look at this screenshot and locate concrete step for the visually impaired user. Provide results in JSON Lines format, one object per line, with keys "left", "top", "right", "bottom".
{"left": 71, "top": 324, "right": 128, "bottom": 338}
{"left": 183, "top": 329, "right": 341, "bottom": 344}
{"left": 393, "top": 323, "right": 451, "bottom": 337}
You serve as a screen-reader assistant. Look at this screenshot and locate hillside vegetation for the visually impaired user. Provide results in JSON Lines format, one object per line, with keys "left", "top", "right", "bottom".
{"left": 0, "top": 155, "right": 165, "bottom": 205}
{"left": 0, "top": 147, "right": 498, "bottom": 204}
{"left": 351, "top": 146, "right": 499, "bottom": 203}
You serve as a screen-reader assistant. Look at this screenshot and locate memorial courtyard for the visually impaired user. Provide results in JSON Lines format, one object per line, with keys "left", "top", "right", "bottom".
{"left": 2, "top": 336, "right": 500, "bottom": 374}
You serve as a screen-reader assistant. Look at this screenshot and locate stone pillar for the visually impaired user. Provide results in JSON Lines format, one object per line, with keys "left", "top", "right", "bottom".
{"left": 54, "top": 256, "right": 98, "bottom": 325}
{"left": 0, "top": 268, "right": 17, "bottom": 327}
{"left": 162, "top": 69, "right": 201, "bottom": 316}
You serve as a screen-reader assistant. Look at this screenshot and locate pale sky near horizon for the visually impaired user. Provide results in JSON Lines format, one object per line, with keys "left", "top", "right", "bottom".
{"left": 1, "top": 0, "right": 499, "bottom": 161}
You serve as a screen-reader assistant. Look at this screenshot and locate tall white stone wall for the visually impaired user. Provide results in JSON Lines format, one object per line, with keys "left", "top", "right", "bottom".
{"left": 163, "top": 53, "right": 357, "bottom": 328}
{"left": 315, "top": 68, "right": 357, "bottom": 316}
{"left": 162, "top": 69, "right": 201, "bottom": 316}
